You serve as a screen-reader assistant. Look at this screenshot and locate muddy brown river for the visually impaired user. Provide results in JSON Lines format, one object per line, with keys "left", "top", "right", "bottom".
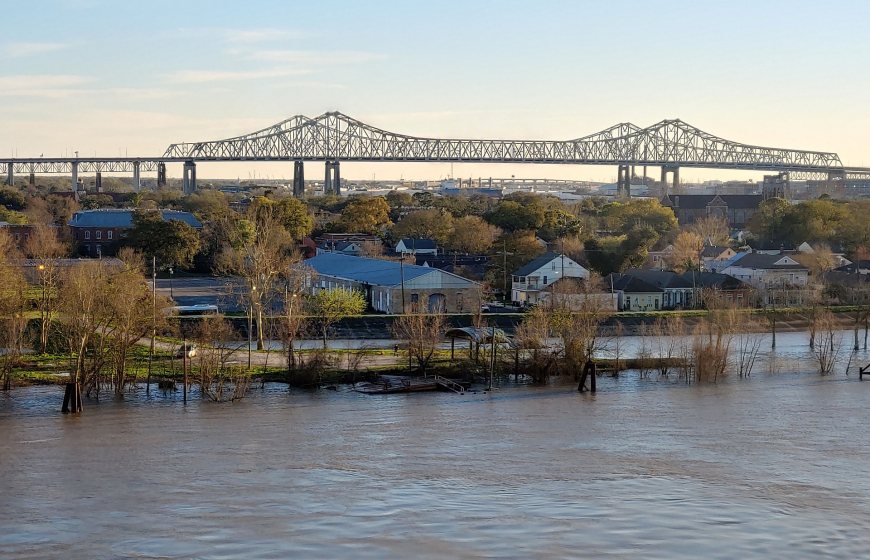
{"left": 2, "top": 332, "right": 870, "bottom": 558}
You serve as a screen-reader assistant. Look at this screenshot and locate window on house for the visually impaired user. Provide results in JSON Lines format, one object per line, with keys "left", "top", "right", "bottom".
{"left": 410, "top": 293, "right": 419, "bottom": 303}
{"left": 84, "top": 230, "right": 90, "bottom": 240}
{"left": 543, "top": 276, "right": 548, "bottom": 285}
{"left": 96, "top": 230, "right": 102, "bottom": 240}
{"left": 456, "top": 293, "right": 464, "bottom": 312}
{"left": 107, "top": 230, "right": 113, "bottom": 240}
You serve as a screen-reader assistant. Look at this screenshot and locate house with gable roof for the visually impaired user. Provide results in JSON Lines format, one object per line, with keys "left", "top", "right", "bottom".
{"left": 306, "top": 252, "right": 478, "bottom": 314}
{"left": 716, "top": 252, "right": 809, "bottom": 305}
{"left": 511, "top": 252, "right": 589, "bottom": 305}
{"left": 395, "top": 238, "right": 438, "bottom": 256}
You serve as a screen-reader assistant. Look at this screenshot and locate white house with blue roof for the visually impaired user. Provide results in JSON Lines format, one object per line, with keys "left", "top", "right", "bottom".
{"left": 306, "top": 252, "right": 479, "bottom": 313}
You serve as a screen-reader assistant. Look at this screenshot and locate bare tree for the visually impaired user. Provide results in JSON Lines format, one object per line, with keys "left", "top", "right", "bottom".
{"left": 687, "top": 216, "right": 730, "bottom": 246}
{"left": 193, "top": 315, "right": 249, "bottom": 402}
{"left": 514, "top": 306, "right": 556, "bottom": 383}
{"left": 734, "top": 318, "right": 762, "bottom": 378}
{"left": 24, "top": 224, "right": 67, "bottom": 353}
{"left": 393, "top": 312, "right": 446, "bottom": 376}
{"left": 668, "top": 231, "right": 704, "bottom": 273}
{"left": 216, "top": 203, "right": 299, "bottom": 350}
{"left": 280, "top": 264, "right": 311, "bottom": 377}
{"left": 103, "top": 263, "right": 170, "bottom": 395}
{"left": 57, "top": 261, "right": 115, "bottom": 410}
{"left": 653, "top": 317, "right": 683, "bottom": 377}
{"left": 549, "top": 276, "right": 612, "bottom": 379}
{"left": 691, "top": 291, "right": 738, "bottom": 383}
{"left": 0, "top": 253, "right": 27, "bottom": 391}
{"left": 358, "top": 239, "right": 386, "bottom": 258}
{"left": 812, "top": 310, "right": 842, "bottom": 375}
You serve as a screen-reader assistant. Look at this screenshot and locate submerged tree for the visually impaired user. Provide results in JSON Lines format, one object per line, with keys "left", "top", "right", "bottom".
{"left": 193, "top": 315, "right": 249, "bottom": 402}
{"left": 513, "top": 306, "right": 556, "bottom": 383}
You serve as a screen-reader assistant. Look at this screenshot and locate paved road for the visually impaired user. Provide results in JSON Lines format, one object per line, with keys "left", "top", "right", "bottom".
{"left": 151, "top": 277, "right": 246, "bottom": 312}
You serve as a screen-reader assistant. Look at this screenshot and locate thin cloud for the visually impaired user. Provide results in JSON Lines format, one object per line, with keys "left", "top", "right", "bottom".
{"left": 4, "top": 42, "right": 69, "bottom": 57}
{"left": 224, "top": 28, "right": 304, "bottom": 43}
{"left": 0, "top": 74, "right": 91, "bottom": 97}
{"left": 167, "top": 67, "right": 312, "bottom": 83}
{"left": 249, "top": 49, "right": 387, "bottom": 65}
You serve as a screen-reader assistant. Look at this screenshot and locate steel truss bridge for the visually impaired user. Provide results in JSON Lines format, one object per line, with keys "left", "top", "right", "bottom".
{"left": 3, "top": 111, "right": 868, "bottom": 196}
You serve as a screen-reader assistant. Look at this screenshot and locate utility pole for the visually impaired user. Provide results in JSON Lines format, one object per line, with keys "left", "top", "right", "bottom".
{"left": 496, "top": 241, "right": 513, "bottom": 304}
{"left": 182, "top": 335, "right": 188, "bottom": 404}
{"left": 399, "top": 254, "right": 406, "bottom": 313}
{"left": 147, "top": 256, "right": 156, "bottom": 397}
{"left": 503, "top": 240, "right": 508, "bottom": 304}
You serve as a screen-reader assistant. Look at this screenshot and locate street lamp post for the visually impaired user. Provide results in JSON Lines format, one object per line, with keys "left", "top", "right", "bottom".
{"left": 168, "top": 267, "right": 174, "bottom": 300}
{"left": 37, "top": 264, "right": 46, "bottom": 353}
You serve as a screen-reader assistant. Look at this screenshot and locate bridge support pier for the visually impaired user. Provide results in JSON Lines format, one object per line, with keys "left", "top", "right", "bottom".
{"left": 293, "top": 160, "right": 305, "bottom": 197}
{"left": 71, "top": 161, "right": 79, "bottom": 192}
{"left": 182, "top": 161, "right": 197, "bottom": 195}
{"left": 826, "top": 170, "right": 845, "bottom": 196}
{"left": 157, "top": 162, "right": 167, "bottom": 188}
{"left": 95, "top": 172, "right": 102, "bottom": 193}
{"left": 6, "top": 163, "right": 12, "bottom": 186}
{"left": 29, "top": 172, "right": 35, "bottom": 186}
{"left": 660, "top": 165, "right": 679, "bottom": 197}
{"left": 132, "top": 161, "right": 141, "bottom": 191}
{"left": 616, "top": 165, "right": 631, "bottom": 198}
{"left": 324, "top": 160, "right": 341, "bottom": 195}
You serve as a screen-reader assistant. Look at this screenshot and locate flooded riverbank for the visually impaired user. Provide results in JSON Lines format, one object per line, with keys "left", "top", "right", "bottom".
{"left": 3, "top": 349, "right": 870, "bottom": 558}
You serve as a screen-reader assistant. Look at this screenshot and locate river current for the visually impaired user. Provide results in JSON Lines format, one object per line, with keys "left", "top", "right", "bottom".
{"left": 2, "top": 331, "right": 870, "bottom": 559}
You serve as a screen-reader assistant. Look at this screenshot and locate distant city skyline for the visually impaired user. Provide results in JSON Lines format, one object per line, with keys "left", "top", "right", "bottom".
{"left": 3, "top": 0, "right": 869, "bottom": 183}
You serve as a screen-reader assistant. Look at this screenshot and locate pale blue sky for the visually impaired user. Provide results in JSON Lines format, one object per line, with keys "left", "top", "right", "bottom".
{"left": 3, "top": 0, "right": 869, "bottom": 182}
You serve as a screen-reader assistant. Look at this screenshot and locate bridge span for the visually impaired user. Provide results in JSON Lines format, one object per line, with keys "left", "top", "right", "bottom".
{"left": 3, "top": 112, "right": 869, "bottom": 197}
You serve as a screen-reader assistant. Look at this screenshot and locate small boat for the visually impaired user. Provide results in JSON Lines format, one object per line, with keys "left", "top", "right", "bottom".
{"left": 354, "top": 377, "right": 439, "bottom": 394}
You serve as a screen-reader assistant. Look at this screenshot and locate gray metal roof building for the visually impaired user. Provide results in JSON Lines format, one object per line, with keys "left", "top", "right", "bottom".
{"left": 68, "top": 209, "right": 202, "bottom": 229}
{"left": 306, "top": 252, "right": 479, "bottom": 313}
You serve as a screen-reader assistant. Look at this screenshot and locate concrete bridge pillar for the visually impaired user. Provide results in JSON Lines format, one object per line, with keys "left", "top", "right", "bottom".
{"left": 324, "top": 160, "right": 341, "bottom": 195}
{"left": 132, "top": 161, "right": 141, "bottom": 191}
{"left": 157, "top": 162, "right": 167, "bottom": 188}
{"left": 182, "top": 161, "right": 197, "bottom": 195}
{"left": 660, "top": 165, "right": 680, "bottom": 197}
{"left": 616, "top": 165, "right": 631, "bottom": 198}
{"left": 95, "top": 172, "right": 102, "bottom": 193}
{"left": 824, "top": 170, "right": 845, "bottom": 197}
{"left": 293, "top": 160, "right": 305, "bottom": 197}
{"left": 71, "top": 161, "right": 78, "bottom": 192}
{"left": 29, "top": 172, "right": 35, "bottom": 186}
{"left": 6, "top": 163, "right": 13, "bottom": 186}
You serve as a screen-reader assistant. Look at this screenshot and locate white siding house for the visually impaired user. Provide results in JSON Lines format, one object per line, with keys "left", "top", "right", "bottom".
{"left": 511, "top": 252, "right": 589, "bottom": 305}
